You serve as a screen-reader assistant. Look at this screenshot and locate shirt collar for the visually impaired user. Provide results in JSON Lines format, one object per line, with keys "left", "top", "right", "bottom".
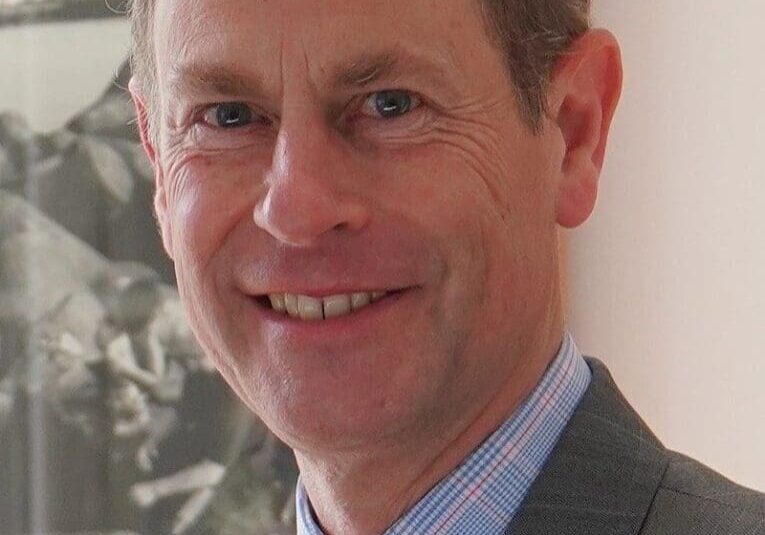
{"left": 297, "top": 331, "right": 591, "bottom": 535}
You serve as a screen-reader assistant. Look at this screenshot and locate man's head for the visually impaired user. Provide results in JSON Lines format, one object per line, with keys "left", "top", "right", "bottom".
{"left": 128, "top": 0, "right": 621, "bottom": 455}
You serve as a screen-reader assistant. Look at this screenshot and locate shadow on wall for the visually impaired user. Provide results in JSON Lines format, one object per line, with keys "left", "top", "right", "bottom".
{"left": 0, "top": 61, "right": 298, "bottom": 535}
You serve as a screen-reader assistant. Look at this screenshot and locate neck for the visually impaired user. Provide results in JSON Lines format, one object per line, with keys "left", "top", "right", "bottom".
{"left": 294, "top": 303, "right": 565, "bottom": 535}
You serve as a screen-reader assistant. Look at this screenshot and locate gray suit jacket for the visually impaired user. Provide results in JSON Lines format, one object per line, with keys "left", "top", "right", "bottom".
{"left": 506, "top": 358, "right": 765, "bottom": 535}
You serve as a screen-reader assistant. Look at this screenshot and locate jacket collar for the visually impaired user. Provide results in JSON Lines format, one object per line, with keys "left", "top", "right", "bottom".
{"left": 505, "top": 358, "right": 669, "bottom": 535}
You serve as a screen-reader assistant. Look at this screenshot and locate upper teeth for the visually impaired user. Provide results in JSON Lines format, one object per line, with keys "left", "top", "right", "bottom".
{"left": 267, "top": 291, "right": 388, "bottom": 320}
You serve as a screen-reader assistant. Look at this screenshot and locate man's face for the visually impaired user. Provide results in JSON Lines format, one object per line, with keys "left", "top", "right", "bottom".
{"left": 150, "top": 0, "right": 564, "bottom": 450}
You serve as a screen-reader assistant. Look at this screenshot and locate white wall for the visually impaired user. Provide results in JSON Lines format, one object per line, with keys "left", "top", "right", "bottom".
{"left": 0, "top": 19, "right": 130, "bottom": 131}
{"left": 568, "top": 2, "right": 765, "bottom": 490}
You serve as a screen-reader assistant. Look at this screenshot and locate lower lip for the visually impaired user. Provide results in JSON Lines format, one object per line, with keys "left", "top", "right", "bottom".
{"left": 247, "top": 289, "right": 416, "bottom": 341}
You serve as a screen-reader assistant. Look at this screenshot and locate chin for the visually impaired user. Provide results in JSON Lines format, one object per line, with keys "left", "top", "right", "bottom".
{"left": 259, "top": 380, "right": 436, "bottom": 453}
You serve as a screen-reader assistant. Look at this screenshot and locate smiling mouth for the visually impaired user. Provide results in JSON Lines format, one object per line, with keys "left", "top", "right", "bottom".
{"left": 255, "top": 290, "right": 400, "bottom": 321}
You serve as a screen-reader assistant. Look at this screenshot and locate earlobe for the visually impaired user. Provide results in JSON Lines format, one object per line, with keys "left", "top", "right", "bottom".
{"left": 550, "top": 29, "right": 623, "bottom": 229}
{"left": 128, "top": 77, "right": 175, "bottom": 259}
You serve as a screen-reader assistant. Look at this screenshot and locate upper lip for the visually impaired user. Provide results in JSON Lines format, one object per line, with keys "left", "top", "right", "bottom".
{"left": 230, "top": 240, "right": 427, "bottom": 299}
{"left": 231, "top": 253, "right": 423, "bottom": 299}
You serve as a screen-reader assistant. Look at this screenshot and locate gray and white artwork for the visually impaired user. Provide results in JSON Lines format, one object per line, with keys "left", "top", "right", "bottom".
{"left": 0, "top": 0, "right": 123, "bottom": 26}
{"left": 0, "top": 34, "right": 297, "bottom": 535}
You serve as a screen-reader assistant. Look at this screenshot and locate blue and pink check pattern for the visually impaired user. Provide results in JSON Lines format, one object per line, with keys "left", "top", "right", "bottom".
{"left": 296, "top": 331, "right": 591, "bottom": 535}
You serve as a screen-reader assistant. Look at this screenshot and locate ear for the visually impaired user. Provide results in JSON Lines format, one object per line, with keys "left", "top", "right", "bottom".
{"left": 128, "top": 77, "right": 175, "bottom": 259}
{"left": 548, "top": 29, "right": 623, "bottom": 228}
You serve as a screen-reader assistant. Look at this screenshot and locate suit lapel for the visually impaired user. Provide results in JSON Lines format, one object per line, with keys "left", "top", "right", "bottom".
{"left": 505, "top": 358, "right": 669, "bottom": 535}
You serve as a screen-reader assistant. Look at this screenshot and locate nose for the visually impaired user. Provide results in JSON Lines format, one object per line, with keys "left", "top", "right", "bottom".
{"left": 253, "top": 119, "right": 371, "bottom": 247}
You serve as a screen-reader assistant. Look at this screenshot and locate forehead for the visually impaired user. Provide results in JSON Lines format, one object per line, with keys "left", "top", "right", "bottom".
{"left": 153, "top": 0, "right": 496, "bottom": 93}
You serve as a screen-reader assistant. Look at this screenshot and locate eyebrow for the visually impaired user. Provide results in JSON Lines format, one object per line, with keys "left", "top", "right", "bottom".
{"left": 167, "top": 47, "right": 458, "bottom": 99}
{"left": 168, "top": 63, "right": 267, "bottom": 99}
{"left": 333, "top": 48, "right": 455, "bottom": 90}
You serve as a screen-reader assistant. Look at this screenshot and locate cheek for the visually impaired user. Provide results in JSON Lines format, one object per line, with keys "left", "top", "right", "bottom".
{"left": 164, "top": 153, "right": 266, "bottom": 274}
{"left": 377, "top": 145, "right": 504, "bottom": 333}
{"left": 385, "top": 135, "right": 555, "bottom": 335}
{"left": 162, "top": 156, "right": 265, "bottom": 395}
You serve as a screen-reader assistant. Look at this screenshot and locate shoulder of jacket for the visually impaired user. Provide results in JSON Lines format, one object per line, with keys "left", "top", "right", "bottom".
{"left": 641, "top": 450, "right": 765, "bottom": 534}
{"left": 660, "top": 451, "right": 764, "bottom": 511}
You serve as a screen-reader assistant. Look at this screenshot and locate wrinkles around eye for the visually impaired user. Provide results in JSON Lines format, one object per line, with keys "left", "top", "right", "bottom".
{"left": 168, "top": 102, "right": 275, "bottom": 152}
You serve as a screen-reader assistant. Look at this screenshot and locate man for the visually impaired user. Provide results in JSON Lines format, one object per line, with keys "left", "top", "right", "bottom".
{"left": 127, "top": 0, "right": 765, "bottom": 533}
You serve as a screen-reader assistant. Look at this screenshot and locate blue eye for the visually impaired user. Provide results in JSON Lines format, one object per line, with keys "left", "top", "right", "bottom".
{"left": 364, "top": 90, "right": 420, "bottom": 119}
{"left": 210, "top": 102, "right": 254, "bottom": 128}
